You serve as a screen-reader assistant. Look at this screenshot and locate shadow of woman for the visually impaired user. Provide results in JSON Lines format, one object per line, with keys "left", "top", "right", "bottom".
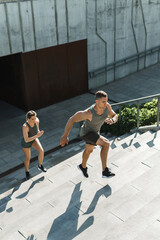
{"left": 0, "top": 184, "right": 21, "bottom": 214}
{"left": 16, "top": 176, "right": 44, "bottom": 199}
{"left": 47, "top": 182, "right": 94, "bottom": 240}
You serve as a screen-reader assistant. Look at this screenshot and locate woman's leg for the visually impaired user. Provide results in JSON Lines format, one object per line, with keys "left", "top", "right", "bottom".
{"left": 32, "top": 139, "right": 44, "bottom": 166}
{"left": 22, "top": 147, "right": 31, "bottom": 172}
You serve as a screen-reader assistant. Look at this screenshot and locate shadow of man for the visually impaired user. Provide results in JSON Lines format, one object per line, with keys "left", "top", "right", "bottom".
{"left": 47, "top": 182, "right": 94, "bottom": 240}
{"left": 26, "top": 234, "right": 37, "bottom": 240}
{"left": 83, "top": 184, "right": 112, "bottom": 215}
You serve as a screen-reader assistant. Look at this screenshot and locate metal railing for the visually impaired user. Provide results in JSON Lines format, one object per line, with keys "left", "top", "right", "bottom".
{"left": 111, "top": 93, "right": 160, "bottom": 130}
{"left": 89, "top": 45, "right": 160, "bottom": 79}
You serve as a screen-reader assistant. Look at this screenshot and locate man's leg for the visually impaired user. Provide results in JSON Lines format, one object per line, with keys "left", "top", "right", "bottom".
{"left": 96, "top": 135, "right": 115, "bottom": 178}
{"left": 82, "top": 144, "right": 94, "bottom": 168}
{"left": 96, "top": 135, "right": 110, "bottom": 171}
{"left": 78, "top": 144, "right": 94, "bottom": 178}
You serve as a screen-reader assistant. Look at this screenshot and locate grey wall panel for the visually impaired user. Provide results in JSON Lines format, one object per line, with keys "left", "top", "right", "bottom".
{"left": 0, "top": 0, "right": 160, "bottom": 89}
{"left": 56, "top": 0, "right": 68, "bottom": 44}
{"left": 144, "top": 1, "right": 160, "bottom": 66}
{"left": 32, "top": 0, "right": 57, "bottom": 49}
{"left": 7, "top": 2, "right": 23, "bottom": 53}
{"left": 67, "top": 0, "right": 86, "bottom": 42}
{"left": 19, "top": 1, "right": 35, "bottom": 52}
{"left": 0, "top": 4, "right": 10, "bottom": 56}
{"left": 116, "top": 0, "right": 137, "bottom": 79}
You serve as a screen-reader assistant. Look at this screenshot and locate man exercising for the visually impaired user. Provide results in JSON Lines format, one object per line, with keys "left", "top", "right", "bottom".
{"left": 60, "top": 90, "right": 118, "bottom": 178}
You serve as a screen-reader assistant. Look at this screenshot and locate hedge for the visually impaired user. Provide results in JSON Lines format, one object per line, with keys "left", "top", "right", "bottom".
{"left": 101, "top": 98, "right": 158, "bottom": 136}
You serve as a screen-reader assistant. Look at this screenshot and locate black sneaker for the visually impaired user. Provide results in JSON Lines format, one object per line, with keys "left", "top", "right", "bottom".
{"left": 102, "top": 167, "right": 115, "bottom": 178}
{"left": 26, "top": 171, "right": 30, "bottom": 180}
{"left": 78, "top": 164, "right": 88, "bottom": 178}
{"left": 38, "top": 164, "right": 47, "bottom": 172}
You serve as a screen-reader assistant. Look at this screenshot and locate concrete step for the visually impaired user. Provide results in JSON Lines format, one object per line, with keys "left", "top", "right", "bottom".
{"left": 105, "top": 193, "right": 160, "bottom": 240}
{"left": 110, "top": 131, "right": 154, "bottom": 153}
{"left": 1, "top": 130, "right": 160, "bottom": 239}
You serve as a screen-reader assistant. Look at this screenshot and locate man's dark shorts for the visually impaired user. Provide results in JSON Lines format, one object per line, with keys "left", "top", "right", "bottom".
{"left": 81, "top": 132, "right": 100, "bottom": 146}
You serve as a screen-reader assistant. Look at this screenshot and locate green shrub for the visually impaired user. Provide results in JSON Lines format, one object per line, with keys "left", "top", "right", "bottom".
{"left": 101, "top": 98, "right": 158, "bottom": 136}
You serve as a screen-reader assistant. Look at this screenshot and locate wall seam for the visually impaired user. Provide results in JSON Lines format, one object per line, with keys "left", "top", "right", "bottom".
{"left": 18, "top": 0, "right": 25, "bottom": 52}
{"left": 30, "top": 0, "right": 37, "bottom": 50}
{"left": 4, "top": 2, "right": 12, "bottom": 54}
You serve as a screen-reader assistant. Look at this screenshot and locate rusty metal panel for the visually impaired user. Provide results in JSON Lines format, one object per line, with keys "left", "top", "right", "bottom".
{"left": 0, "top": 39, "right": 88, "bottom": 110}
{"left": 67, "top": 39, "right": 88, "bottom": 97}
{"left": 35, "top": 39, "right": 88, "bottom": 108}
{"left": 36, "top": 43, "right": 70, "bottom": 107}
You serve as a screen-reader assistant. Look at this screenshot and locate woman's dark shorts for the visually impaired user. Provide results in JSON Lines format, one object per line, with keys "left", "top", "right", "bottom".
{"left": 81, "top": 132, "right": 100, "bottom": 146}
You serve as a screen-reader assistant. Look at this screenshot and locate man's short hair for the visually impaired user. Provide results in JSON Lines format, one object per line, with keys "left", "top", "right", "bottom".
{"left": 95, "top": 90, "right": 108, "bottom": 100}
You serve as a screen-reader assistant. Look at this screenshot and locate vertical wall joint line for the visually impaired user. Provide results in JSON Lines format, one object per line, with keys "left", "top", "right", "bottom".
{"left": 85, "top": 0, "right": 88, "bottom": 39}
{"left": 4, "top": 3, "right": 12, "bottom": 54}
{"left": 18, "top": 0, "right": 25, "bottom": 52}
{"left": 114, "top": 0, "right": 117, "bottom": 81}
{"left": 30, "top": 0, "right": 37, "bottom": 50}
{"left": 54, "top": 0, "right": 59, "bottom": 45}
{"left": 131, "top": 0, "right": 139, "bottom": 71}
{"left": 65, "top": 0, "right": 69, "bottom": 43}
{"left": 139, "top": 0, "right": 147, "bottom": 68}
{"left": 95, "top": 0, "right": 107, "bottom": 84}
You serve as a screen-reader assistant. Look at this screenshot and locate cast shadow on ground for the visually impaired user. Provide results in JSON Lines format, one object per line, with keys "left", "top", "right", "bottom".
{"left": 147, "top": 131, "right": 157, "bottom": 147}
{"left": 47, "top": 182, "right": 93, "bottom": 240}
{"left": 26, "top": 234, "right": 37, "bottom": 240}
{"left": 84, "top": 184, "right": 111, "bottom": 215}
{"left": 47, "top": 183, "right": 111, "bottom": 240}
{"left": 0, "top": 184, "right": 20, "bottom": 213}
{"left": 16, "top": 176, "right": 44, "bottom": 199}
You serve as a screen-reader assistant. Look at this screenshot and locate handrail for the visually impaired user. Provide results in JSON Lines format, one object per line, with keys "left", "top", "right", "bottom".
{"left": 89, "top": 45, "right": 160, "bottom": 79}
{"left": 111, "top": 93, "right": 160, "bottom": 130}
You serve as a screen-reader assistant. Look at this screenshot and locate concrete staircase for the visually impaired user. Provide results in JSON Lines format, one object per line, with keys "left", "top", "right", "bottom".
{"left": 1, "top": 130, "right": 160, "bottom": 240}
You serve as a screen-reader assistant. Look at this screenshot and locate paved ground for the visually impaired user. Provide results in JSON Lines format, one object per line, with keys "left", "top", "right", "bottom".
{"left": 1, "top": 130, "right": 160, "bottom": 239}
{"left": 1, "top": 62, "right": 160, "bottom": 240}
{"left": 0, "top": 63, "right": 160, "bottom": 176}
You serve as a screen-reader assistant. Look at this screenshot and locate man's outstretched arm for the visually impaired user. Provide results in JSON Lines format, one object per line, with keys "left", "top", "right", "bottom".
{"left": 105, "top": 103, "right": 118, "bottom": 125}
{"left": 60, "top": 109, "right": 91, "bottom": 147}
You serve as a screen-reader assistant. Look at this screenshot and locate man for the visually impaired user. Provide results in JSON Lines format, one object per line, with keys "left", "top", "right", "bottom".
{"left": 60, "top": 90, "right": 118, "bottom": 178}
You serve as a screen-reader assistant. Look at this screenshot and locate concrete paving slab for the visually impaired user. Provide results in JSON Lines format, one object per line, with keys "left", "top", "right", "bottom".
{"left": 105, "top": 194, "right": 160, "bottom": 240}
{"left": 1, "top": 128, "right": 160, "bottom": 239}
{"left": 111, "top": 168, "right": 160, "bottom": 222}
{"left": 0, "top": 62, "right": 160, "bottom": 239}
{"left": 134, "top": 220, "right": 160, "bottom": 240}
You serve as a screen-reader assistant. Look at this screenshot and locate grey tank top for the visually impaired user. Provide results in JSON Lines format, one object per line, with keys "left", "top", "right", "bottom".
{"left": 26, "top": 122, "right": 38, "bottom": 137}
{"left": 80, "top": 104, "right": 109, "bottom": 137}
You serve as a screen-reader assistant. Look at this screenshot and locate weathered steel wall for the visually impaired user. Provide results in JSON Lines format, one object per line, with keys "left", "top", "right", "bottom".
{"left": 0, "top": 40, "right": 88, "bottom": 110}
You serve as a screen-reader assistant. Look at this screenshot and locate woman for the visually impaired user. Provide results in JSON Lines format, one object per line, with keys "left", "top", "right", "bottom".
{"left": 21, "top": 110, "right": 47, "bottom": 180}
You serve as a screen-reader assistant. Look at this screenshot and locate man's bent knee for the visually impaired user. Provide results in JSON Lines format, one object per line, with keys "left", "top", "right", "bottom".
{"left": 85, "top": 146, "right": 94, "bottom": 154}
{"left": 98, "top": 138, "right": 110, "bottom": 149}
{"left": 102, "top": 141, "right": 110, "bottom": 149}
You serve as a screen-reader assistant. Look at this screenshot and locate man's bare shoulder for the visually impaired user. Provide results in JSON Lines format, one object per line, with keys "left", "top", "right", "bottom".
{"left": 82, "top": 108, "right": 92, "bottom": 121}
{"left": 106, "top": 102, "right": 112, "bottom": 110}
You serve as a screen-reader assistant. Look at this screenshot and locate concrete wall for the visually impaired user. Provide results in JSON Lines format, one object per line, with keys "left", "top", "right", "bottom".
{"left": 0, "top": 0, "right": 160, "bottom": 89}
